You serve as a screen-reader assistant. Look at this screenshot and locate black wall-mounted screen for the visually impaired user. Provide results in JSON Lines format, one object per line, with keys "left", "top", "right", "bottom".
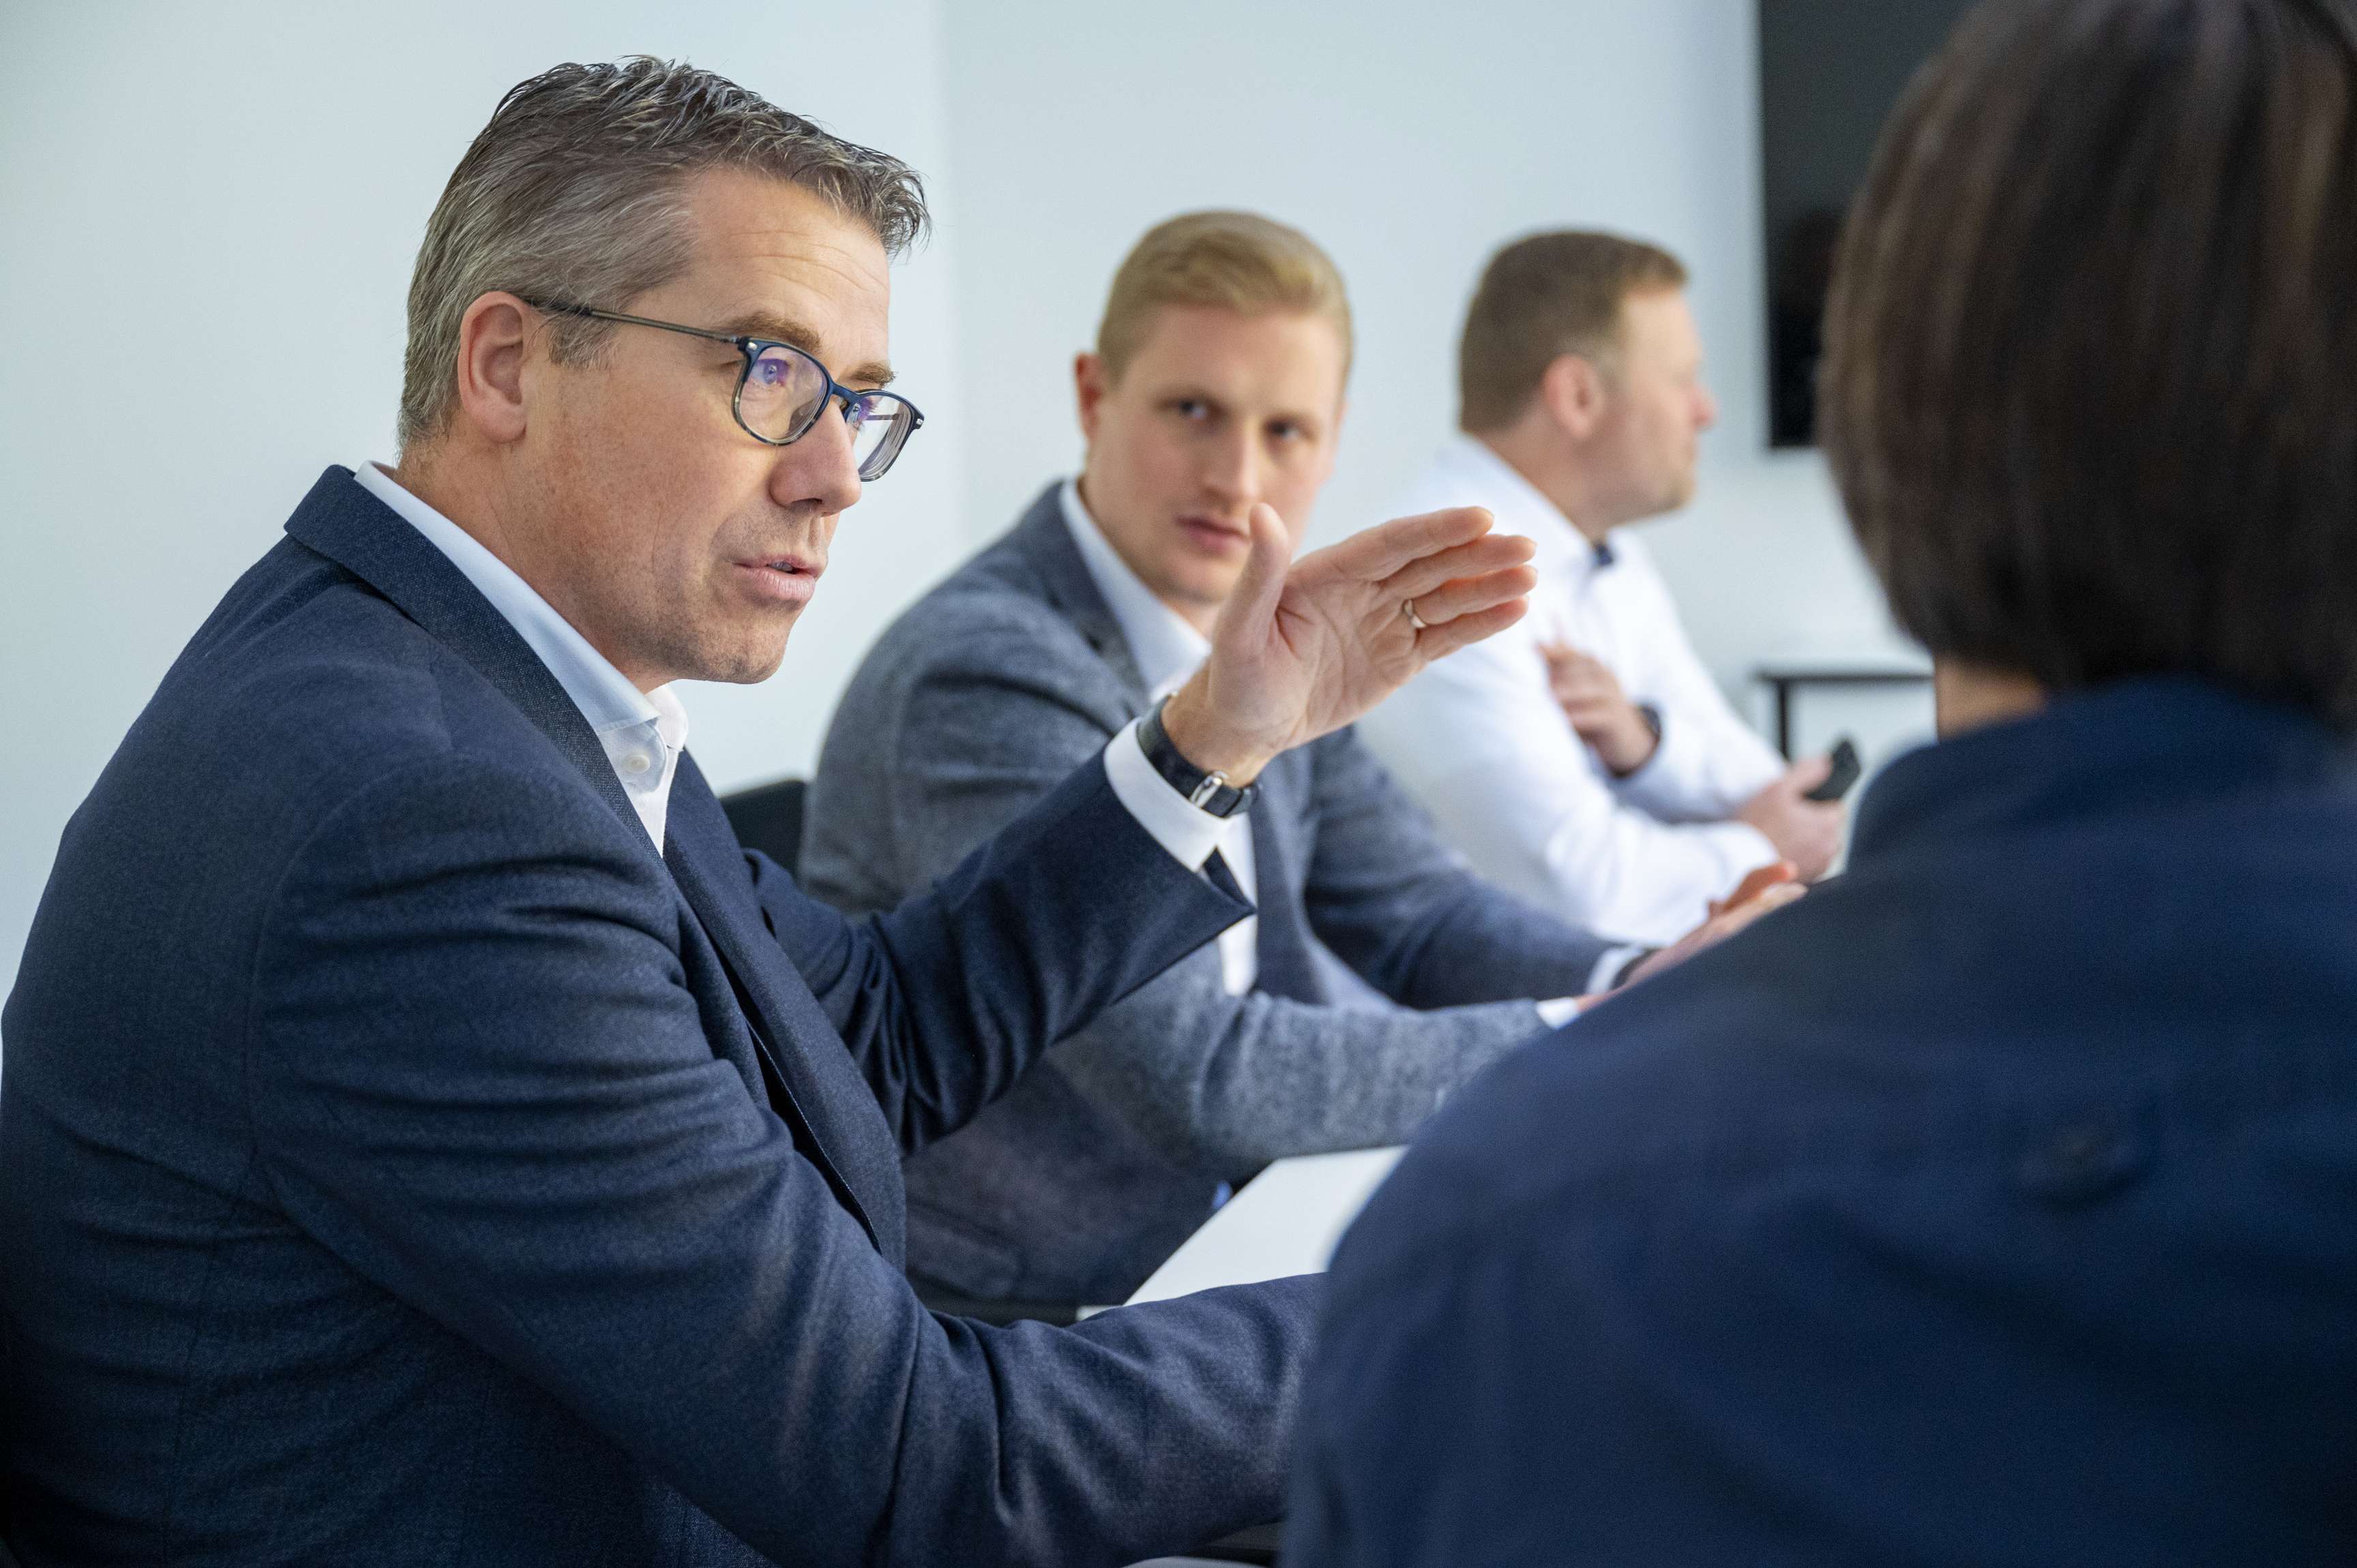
{"left": 1759, "top": 0, "right": 1976, "bottom": 447}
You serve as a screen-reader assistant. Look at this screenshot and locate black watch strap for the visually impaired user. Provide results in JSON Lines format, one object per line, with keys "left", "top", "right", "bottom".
{"left": 1136, "top": 698, "right": 1259, "bottom": 819}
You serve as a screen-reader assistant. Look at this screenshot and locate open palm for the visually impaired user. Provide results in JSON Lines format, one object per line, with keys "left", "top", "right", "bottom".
{"left": 1162, "top": 501, "right": 1537, "bottom": 778}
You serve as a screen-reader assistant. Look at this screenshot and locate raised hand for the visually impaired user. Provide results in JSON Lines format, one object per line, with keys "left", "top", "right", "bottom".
{"left": 1540, "top": 641, "right": 1659, "bottom": 775}
{"left": 1161, "top": 501, "right": 1536, "bottom": 783}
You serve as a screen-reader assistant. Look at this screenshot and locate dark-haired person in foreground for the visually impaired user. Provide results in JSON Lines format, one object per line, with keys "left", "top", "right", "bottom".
{"left": 1290, "top": 0, "right": 2357, "bottom": 1560}
{"left": 0, "top": 60, "right": 1545, "bottom": 1568}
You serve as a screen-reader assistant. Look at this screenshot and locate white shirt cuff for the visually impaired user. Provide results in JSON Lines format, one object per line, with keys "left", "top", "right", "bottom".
{"left": 1535, "top": 996, "right": 1583, "bottom": 1029}
{"left": 1588, "top": 943, "right": 1648, "bottom": 996}
{"left": 1102, "top": 718, "right": 1234, "bottom": 872}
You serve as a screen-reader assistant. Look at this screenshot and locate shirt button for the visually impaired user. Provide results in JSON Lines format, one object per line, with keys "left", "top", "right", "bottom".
{"left": 623, "top": 752, "right": 653, "bottom": 775}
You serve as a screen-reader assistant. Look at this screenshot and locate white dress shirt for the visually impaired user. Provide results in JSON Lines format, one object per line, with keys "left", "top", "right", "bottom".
{"left": 1359, "top": 436, "right": 1785, "bottom": 946}
{"left": 1061, "top": 479, "right": 1262, "bottom": 996}
{"left": 357, "top": 462, "right": 1241, "bottom": 887}
{"left": 355, "top": 461, "right": 690, "bottom": 848}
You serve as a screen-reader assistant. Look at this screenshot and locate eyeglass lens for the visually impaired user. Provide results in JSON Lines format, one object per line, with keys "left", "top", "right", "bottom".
{"left": 738, "top": 344, "right": 917, "bottom": 481}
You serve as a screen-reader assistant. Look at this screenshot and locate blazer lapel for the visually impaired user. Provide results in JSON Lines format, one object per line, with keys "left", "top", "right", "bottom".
{"left": 287, "top": 467, "right": 904, "bottom": 1259}
{"left": 282, "top": 467, "right": 644, "bottom": 842}
{"left": 665, "top": 758, "right": 907, "bottom": 1264}
{"left": 1008, "top": 484, "right": 1153, "bottom": 709}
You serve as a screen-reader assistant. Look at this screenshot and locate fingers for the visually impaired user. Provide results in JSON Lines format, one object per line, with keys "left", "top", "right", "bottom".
{"left": 1787, "top": 753, "right": 1835, "bottom": 793}
{"left": 1539, "top": 641, "right": 1600, "bottom": 673}
{"left": 1404, "top": 562, "right": 1539, "bottom": 628}
{"left": 1316, "top": 506, "right": 1500, "bottom": 583}
{"left": 1711, "top": 881, "right": 1806, "bottom": 935}
{"left": 1382, "top": 531, "right": 1535, "bottom": 604}
{"left": 1406, "top": 597, "right": 1529, "bottom": 662}
{"left": 1212, "top": 501, "right": 1292, "bottom": 653}
{"left": 1730, "top": 860, "right": 1801, "bottom": 906}
{"left": 1708, "top": 861, "right": 1800, "bottom": 916}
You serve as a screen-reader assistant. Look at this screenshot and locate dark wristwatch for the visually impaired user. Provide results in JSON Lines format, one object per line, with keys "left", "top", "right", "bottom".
{"left": 1136, "top": 698, "right": 1260, "bottom": 818}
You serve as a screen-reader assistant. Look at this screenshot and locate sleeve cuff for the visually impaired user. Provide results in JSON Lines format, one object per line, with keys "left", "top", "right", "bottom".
{"left": 1535, "top": 996, "right": 1583, "bottom": 1029}
{"left": 1589, "top": 943, "right": 1649, "bottom": 995}
{"left": 1102, "top": 718, "right": 1234, "bottom": 872}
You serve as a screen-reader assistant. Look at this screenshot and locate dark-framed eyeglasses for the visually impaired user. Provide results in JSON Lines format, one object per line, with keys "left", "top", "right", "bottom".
{"left": 522, "top": 299, "right": 924, "bottom": 482}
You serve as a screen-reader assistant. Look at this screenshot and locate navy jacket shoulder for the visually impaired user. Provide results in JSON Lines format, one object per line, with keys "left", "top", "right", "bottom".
{"left": 1291, "top": 679, "right": 2357, "bottom": 1567}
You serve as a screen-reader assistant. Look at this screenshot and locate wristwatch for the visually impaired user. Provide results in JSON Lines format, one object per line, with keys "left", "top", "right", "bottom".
{"left": 1136, "top": 697, "right": 1259, "bottom": 818}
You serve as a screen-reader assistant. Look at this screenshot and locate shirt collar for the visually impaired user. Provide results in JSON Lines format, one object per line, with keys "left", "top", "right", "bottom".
{"left": 1058, "top": 477, "right": 1213, "bottom": 698}
{"left": 1438, "top": 432, "right": 1620, "bottom": 582}
{"left": 351, "top": 461, "right": 686, "bottom": 842}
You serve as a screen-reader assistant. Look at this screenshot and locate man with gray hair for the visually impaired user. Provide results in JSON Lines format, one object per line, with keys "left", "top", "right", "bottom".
{"left": 0, "top": 59, "right": 1539, "bottom": 1566}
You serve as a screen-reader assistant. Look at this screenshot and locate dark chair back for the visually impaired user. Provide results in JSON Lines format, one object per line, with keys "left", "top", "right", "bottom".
{"left": 720, "top": 778, "right": 807, "bottom": 877}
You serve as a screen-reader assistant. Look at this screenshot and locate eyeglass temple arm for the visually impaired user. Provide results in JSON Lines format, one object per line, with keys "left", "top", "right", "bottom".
{"left": 524, "top": 298, "right": 745, "bottom": 349}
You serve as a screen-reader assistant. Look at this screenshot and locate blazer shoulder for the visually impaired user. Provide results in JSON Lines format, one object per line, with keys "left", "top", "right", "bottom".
{"left": 846, "top": 533, "right": 1125, "bottom": 715}
{"left": 132, "top": 539, "right": 612, "bottom": 856}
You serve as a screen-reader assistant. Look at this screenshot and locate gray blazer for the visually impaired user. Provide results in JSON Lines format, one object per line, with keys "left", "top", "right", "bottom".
{"left": 805, "top": 484, "right": 1612, "bottom": 1302}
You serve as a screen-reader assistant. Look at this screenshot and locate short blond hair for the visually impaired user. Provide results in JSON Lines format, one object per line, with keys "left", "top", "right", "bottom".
{"left": 1095, "top": 210, "right": 1353, "bottom": 383}
{"left": 1457, "top": 231, "right": 1687, "bottom": 432}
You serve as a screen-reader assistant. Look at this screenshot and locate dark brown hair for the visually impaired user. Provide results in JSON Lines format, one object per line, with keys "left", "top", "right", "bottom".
{"left": 1457, "top": 231, "right": 1687, "bottom": 432}
{"left": 1823, "top": 0, "right": 2357, "bottom": 725}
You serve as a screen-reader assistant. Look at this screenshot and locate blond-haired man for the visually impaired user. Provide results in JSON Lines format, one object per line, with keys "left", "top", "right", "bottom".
{"left": 805, "top": 213, "right": 1779, "bottom": 1307}
{"left": 1361, "top": 232, "right": 1843, "bottom": 946}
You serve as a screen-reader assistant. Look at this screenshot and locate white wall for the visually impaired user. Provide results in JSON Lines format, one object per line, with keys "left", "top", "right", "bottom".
{"left": 936, "top": 0, "right": 1914, "bottom": 683}
{"left": 0, "top": 0, "right": 965, "bottom": 999}
{"left": 1, "top": 1, "right": 1926, "bottom": 1001}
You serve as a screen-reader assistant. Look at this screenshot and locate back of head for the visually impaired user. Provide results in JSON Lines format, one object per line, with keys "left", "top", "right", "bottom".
{"left": 1457, "top": 231, "right": 1687, "bottom": 432}
{"left": 397, "top": 57, "right": 928, "bottom": 451}
{"left": 1823, "top": 0, "right": 2357, "bottom": 727}
{"left": 1095, "top": 210, "right": 1353, "bottom": 381}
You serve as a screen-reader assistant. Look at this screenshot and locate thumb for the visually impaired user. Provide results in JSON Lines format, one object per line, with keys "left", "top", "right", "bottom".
{"left": 1788, "top": 753, "right": 1834, "bottom": 793}
{"left": 1213, "top": 501, "right": 1292, "bottom": 653}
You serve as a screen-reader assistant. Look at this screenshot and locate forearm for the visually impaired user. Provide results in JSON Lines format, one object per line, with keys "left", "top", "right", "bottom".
{"left": 767, "top": 752, "right": 1250, "bottom": 1153}
{"left": 888, "top": 1275, "right": 1321, "bottom": 1565}
{"left": 1054, "top": 956, "right": 1551, "bottom": 1177}
{"left": 1320, "top": 872, "right": 1612, "bottom": 1012}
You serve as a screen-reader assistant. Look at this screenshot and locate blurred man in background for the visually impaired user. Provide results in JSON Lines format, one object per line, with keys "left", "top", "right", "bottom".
{"left": 1360, "top": 233, "right": 1842, "bottom": 945}
{"left": 804, "top": 211, "right": 1787, "bottom": 1310}
{"left": 1293, "top": 0, "right": 2357, "bottom": 1559}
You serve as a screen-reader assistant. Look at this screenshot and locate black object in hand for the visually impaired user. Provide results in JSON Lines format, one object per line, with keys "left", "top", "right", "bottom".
{"left": 1805, "top": 737, "right": 1861, "bottom": 803}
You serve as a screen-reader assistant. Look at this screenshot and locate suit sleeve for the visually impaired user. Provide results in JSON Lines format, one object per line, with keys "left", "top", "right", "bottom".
{"left": 747, "top": 743, "right": 1249, "bottom": 1155}
{"left": 850, "top": 640, "right": 1571, "bottom": 1177}
{"left": 248, "top": 756, "right": 1313, "bottom": 1568}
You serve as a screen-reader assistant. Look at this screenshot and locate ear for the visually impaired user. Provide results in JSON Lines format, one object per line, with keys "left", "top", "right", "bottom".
{"left": 1074, "top": 351, "right": 1110, "bottom": 441}
{"left": 1537, "top": 352, "right": 1608, "bottom": 441}
{"left": 451, "top": 291, "right": 537, "bottom": 447}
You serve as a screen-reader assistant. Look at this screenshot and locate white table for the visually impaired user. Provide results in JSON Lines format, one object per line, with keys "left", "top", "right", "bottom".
{"left": 1125, "top": 1147, "right": 1405, "bottom": 1305}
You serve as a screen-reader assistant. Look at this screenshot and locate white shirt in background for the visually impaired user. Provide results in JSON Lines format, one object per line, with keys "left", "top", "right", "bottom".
{"left": 1358, "top": 435, "right": 1785, "bottom": 947}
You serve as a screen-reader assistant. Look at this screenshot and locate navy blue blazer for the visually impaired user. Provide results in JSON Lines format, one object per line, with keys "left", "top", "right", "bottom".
{"left": 1290, "top": 680, "right": 2357, "bottom": 1566}
{"left": 0, "top": 468, "right": 1318, "bottom": 1567}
